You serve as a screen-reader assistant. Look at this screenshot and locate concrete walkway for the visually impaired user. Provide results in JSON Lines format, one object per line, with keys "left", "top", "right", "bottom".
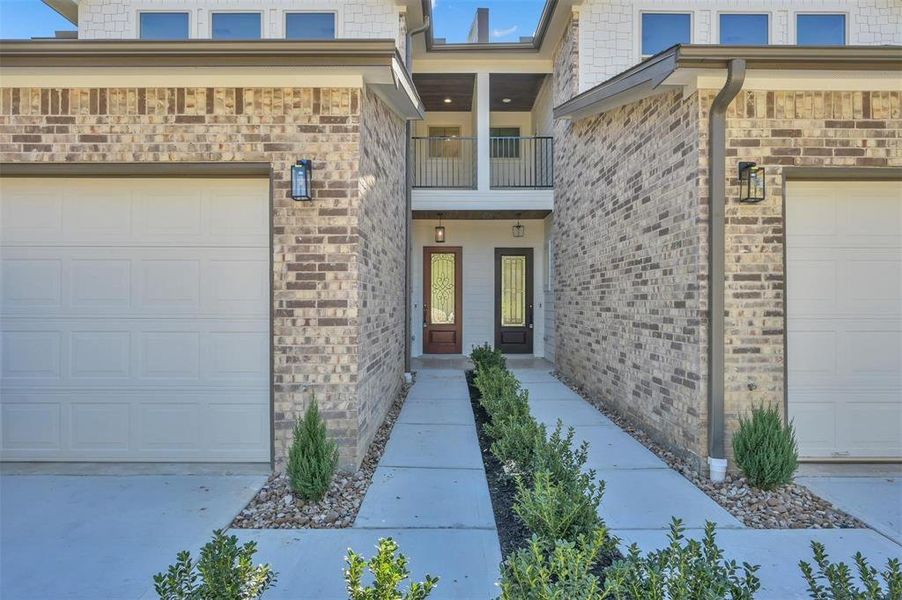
{"left": 234, "top": 365, "right": 501, "bottom": 599}
{"left": 514, "top": 361, "right": 902, "bottom": 599}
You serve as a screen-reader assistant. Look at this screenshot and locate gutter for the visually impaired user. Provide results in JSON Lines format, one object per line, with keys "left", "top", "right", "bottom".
{"left": 707, "top": 58, "right": 745, "bottom": 482}
{"left": 403, "top": 17, "right": 431, "bottom": 378}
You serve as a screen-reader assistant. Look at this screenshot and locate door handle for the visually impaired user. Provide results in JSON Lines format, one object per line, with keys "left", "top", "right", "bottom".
{"left": 527, "top": 304, "right": 534, "bottom": 329}
{"left": 423, "top": 305, "right": 428, "bottom": 327}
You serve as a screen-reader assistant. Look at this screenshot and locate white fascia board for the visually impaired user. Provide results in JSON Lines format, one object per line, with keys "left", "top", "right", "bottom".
{"left": 412, "top": 188, "right": 553, "bottom": 212}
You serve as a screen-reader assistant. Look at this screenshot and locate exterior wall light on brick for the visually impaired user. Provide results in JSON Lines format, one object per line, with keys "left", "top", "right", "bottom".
{"left": 512, "top": 214, "right": 525, "bottom": 238}
{"left": 434, "top": 213, "right": 446, "bottom": 243}
{"left": 738, "top": 161, "right": 765, "bottom": 203}
{"left": 291, "top": 159, "right": 313, "bottom": 200}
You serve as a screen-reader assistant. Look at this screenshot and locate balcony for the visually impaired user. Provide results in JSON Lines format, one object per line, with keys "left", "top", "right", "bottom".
{"left": 412, "top": 136, "right": 553, "bottom": 190}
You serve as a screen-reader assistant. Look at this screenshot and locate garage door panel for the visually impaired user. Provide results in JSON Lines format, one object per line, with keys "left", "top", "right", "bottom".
{"left": 1, "top": 177, "right": 270, "bottom": 463}
{"left": 787, "top": 180, "right": 902, "bottom": 459}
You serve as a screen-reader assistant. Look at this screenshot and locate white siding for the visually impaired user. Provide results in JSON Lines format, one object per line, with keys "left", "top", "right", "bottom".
{"left": 576, "top": 0, "right": 902, "bottom": 91}
{"left": 411, "top": 219, "right": 547, "bottom": 358}
{"left": 77, "top": 0, "right": 404, "bottom": 48}
{"left": 542, "top": 214, "right": 556, "bottom": 364}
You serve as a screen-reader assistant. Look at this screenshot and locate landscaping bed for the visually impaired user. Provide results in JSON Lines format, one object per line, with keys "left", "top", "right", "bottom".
{"left": 466, "top": 371, "right": 533, "bottom": 558}
{"left": 553, "top": 372, "right": 866, "bottom": 530}
{"left": 231, "top": 382, "right": 410, "bottom": 529}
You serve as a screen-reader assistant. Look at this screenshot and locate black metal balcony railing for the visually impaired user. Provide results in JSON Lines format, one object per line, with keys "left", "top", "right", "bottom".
{"left": 490, "top": 136, "right": 553, "bottom": 189}
{"left": 411, "top": 136, "right": 554, "bottom": 190}
{"left": 412, "top": 136, "right": 477, "bottom": 189}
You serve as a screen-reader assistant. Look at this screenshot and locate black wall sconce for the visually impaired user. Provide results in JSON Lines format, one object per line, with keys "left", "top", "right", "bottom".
{"left": 738, "top": 161, "right": 765, "bottom": 203}
{"left": 512, "top": 213, "right": 525, "bottom": 238}
{"left": 434, "top": 213, "right": 446, "bottom": 243}
{"left": 291, "top": 159, "right": 313, "bottom": 201}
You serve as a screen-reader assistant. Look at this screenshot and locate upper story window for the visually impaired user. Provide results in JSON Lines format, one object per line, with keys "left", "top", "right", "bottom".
{"left": 285, "top": 12, "right": 336, "bottom": 40}
{"left": 427, "top": 126, "right": 461, "bottom": 158}
{"left": 212, "top": 13, "right": 261, "bottom": 40}
{"left": 641, "top": 13, "right": 691, "bottom": 56}
{"left": 797, "top": 14, "right": 846, "bottom": 45}
{"left": 490, "top": 127, "right": 521, "bottom": 159}
{"left": 720, "top": 14, "right": 769, "bottom": 45}
{"left": 139, "top": 12, "right": 189, "bottom": 40}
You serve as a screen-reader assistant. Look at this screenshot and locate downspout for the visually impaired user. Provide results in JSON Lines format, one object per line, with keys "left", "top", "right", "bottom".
{"left": 707, "top": 58, "right": 745, "bottom": 482}
{"left": 404, "top": 16, "right": 430, "bottom": 378}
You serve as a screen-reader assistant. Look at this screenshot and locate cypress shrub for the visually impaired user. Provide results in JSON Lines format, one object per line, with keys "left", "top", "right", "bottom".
{"left": 732, "top": 405, "right": 798, "bottom": 490}
{"left": 287, "top": 398, "right": 339, "bottom": 501}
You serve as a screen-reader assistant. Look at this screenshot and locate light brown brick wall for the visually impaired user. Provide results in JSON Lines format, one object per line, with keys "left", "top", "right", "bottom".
{"left": 0, "top": 86, "right": 406, "bottom": 469}
{"left": 555, "top": 86, "right": 901, "bottom": 471}
{"left": 554, "top": 89, "right": 709, "bottom": 467}
{"left": 702, "top": 89, "right": 902, "bottom": 458}
{"left": 355, "top": 88, "right": 406, "bottom": 460}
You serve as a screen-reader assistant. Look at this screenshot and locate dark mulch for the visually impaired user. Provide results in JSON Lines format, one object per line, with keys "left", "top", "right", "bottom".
{"left": 466, "top": 371, "right": 533, "bottom": 558}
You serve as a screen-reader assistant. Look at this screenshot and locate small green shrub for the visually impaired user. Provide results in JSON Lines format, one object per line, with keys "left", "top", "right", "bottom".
{"left": 799, "top": 541, "right": 902, "bottom": 600}
{"left": 470, "top": 342, "right": 506, "bottom": 372}
{"left": 489, "top": 411, "right": 546, "bottom": 470}
{"left": 475, "top": 366, "right": 522, "bottom": 419}
{"left": 498, "top": 529, "right": 615, "bottom": 600}
{"left": 345, "top": 538, "right": 439, "bottom": 600}
{"left": 530, "top": 420, "right": 590, "bottom": 484}
{"left": 603, "top": 518, "right": 760, "bottom": 600}
{"left": 287, "top": 398, "right": 339, "bottom": 501}
{"left": 514, "top": 469, "right": 604, "bottom": 543}
{"left": 153, "top": 529, "right": 275, "bottom": 600}
{"left": 732, "top": 405, "right": 799, "bottom": 490}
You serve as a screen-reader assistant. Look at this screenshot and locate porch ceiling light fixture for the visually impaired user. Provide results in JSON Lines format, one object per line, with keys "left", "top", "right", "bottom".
{"left": 512, "top": 213, "right": 525, "bottom": 238}
{"left": 443, "top": 97, "right": 453, "bottom": 104}
{"left": 738, "top": 161, "right": 765, "bottom": 203}
{"left": 434, "top": 213, "right": 446, "bottom": 243}
{"left": 290, "top": 159, "right": 313, "bottom": 201}
{"left": 502, "top": 97, "right": 512, "bottom": 103}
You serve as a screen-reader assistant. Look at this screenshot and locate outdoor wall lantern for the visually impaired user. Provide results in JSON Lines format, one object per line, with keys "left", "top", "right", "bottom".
{"left": 434, "top": 213, "right": 446, "bottom": 243}
{"left": 738, "top": 161, "right": 765, "bottom": 203}
{"left": 291, "top": 159, "right": 313, "bottom": 201}
{"left": 512, "top": 214, "right": 525, "bottom": 238}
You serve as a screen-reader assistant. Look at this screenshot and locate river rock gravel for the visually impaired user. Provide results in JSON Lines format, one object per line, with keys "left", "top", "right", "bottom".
{"left": 553, "top": 372, "right": 865, "bottom": 530}
{"left": 231, "top": 382, "right": 409, "bottom": 529}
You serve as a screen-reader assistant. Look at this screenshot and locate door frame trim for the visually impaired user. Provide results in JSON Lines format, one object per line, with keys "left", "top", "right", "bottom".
{"left": 494, "top": 247, "right": 534, "bottom": 354}
{"left": 423, "top": 246, "right": 463, "bottom": 354}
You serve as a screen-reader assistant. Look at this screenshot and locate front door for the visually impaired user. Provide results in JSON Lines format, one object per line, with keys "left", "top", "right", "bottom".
{"left": 495, "top": 248, "right": 533, "bottom": 354}
{"left": 423, "top": 246, "right": 463, "bottom": 354}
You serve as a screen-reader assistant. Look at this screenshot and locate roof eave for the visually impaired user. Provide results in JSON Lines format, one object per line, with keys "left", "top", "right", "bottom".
{"left": 554, "top": 44, "right": 902, "bottom": 121}
{"left": 42, "top": 0, "right": 78, "bottom": 26}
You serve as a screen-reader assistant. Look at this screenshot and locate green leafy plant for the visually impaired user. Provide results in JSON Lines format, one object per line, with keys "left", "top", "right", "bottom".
{"left": 153, "top": 529, "right": 275, "bottom": 600}
{"left": 514, "top": 469, "right": 604, "bottom": 543}
{"left": 732, "top": 405, "right": 799, "bottom": 490}
{"left": 799, "top": 541, "right": 902, "bottom": 600}
{"left": 470, "top": 342, "right": 506, "bottom": 372}
{"left": 474, "top": 365, "right": 522, "bottom": 420}
{"left": 345, "top": 538, "right": 439, "bottom": 600}
{"left": 287, "top": 397, "right": 339, "bottom": 501}
{"left": 603, "top": 518, "right": 760, "bottom": 600}
{"left": 498, "top": 529, "right": 615, "bottom": 600}
{"left": 530, "top": 420, "right": 590, "bottom": 483}
{"left": 489, "top": 411, "right": 546, "bottom": 471}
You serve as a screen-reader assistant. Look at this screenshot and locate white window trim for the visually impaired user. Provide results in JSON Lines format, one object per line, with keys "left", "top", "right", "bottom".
{"left": 636, "top": 9, "right": 694, "bottom": 61}
{"left": 135, "top": 8, "right": 194, "bottom": 40}
{"left": 282, "top": 8, "right": 343, "bottom": 39}
{"left": 714, "top": 11, "right": 772, "bottom": 45}
{"left": 208, "top": 10, "right": 265, "bottom": 40}
{"left": 792, "top": 11, "right": 849, "bottom": 46}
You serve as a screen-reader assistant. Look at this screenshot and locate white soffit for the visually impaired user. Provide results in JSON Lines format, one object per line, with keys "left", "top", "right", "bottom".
{"left": 665, "top": 68, "right": 902, "bottom": 93}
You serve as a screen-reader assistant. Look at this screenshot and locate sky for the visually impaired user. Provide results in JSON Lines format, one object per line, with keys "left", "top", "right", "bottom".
{"left": 0, "top": 0, "right": 547, "bottom": 42}
{"left": 1, "top": 0, "right": 74, "bottom": 39}
{"left": 432, "top": 0, "right": 546, "bottom": 43}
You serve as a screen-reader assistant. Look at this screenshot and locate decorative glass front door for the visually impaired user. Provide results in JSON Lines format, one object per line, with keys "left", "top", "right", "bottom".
{"left": 495, "top": 248, "right": 533, "bottom": 354}
{"left": 424, "top": 247, "right": 462, "bottom": 353}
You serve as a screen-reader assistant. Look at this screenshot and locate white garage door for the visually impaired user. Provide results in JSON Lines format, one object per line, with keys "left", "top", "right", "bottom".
{"left": 787, "top": 180, "right": 902, "bottom": 459}
{"left": 0, "top": 178, "right": 271, "bottom": 462}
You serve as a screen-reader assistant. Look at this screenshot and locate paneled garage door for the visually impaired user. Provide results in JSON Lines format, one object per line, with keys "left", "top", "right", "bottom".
{"left": 786, "top": 180, "right": 901, "bottom": 459}
{"left": 0, "top": 178, "right": 270, "bottom": 462}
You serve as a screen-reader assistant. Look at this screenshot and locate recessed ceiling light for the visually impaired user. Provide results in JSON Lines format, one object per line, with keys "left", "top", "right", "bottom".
{"left": 502, "top": 97, "right": 512, "bottom": 103}
{"left": 443, "top": 97, "right": 452, "bottom": 104}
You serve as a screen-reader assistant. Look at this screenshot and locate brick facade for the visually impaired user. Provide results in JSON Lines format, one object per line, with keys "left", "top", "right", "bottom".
{"left": 554, "top": 81, "right": 902, "bottom": 469}
{"left": 0, "top": 85, "right": 407, "bottom": 469}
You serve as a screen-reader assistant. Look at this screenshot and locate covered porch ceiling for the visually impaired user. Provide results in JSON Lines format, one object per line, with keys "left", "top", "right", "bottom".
{"left": 411, "top": 73, "right": 548, "bottom": 112}
{"left": 413, "top": 210, "right": 551, "bottom": 220}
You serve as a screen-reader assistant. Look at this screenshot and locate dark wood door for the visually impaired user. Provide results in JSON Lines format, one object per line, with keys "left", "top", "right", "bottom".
{"left": 495, "top": 248, "right": 533, "bottom": 354}
{"left": 423, "top": 246, "right": 463, "bottom": 354}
